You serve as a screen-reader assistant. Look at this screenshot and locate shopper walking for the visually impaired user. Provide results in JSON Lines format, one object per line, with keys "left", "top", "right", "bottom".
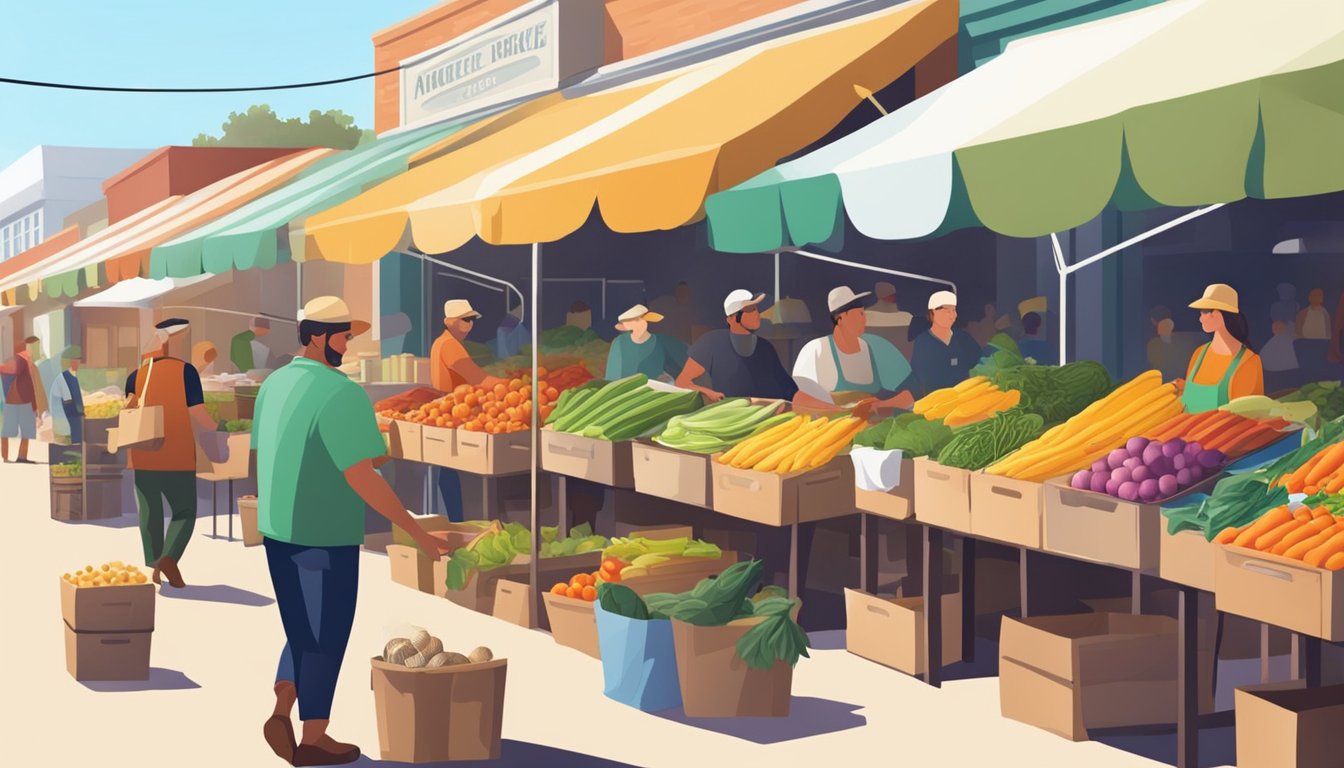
{"left": 1175, "top": 284, "right": 1264, "bottom": 413}
{"left": 126, "top": 319, "right": 216, "bottom": 588}
{"left": 0, "top": 335, "right": 46, "bottom": 463}
{"left": 50, "top": 346, "right": 85, "bottom": 445}
{"left": 675, "top": 289, "right": 797, "bottom": 401}
{"left": 254, "top": 296, "right": 450, "bottom": 766}
{"left": 605, "top": 304, "right": 687, "bottom": 381}
{"left": 792, "top": 286, "right": 914, "bottom": 416}
{"left": 910, "top": 291, "right": 982, "bottom": 396}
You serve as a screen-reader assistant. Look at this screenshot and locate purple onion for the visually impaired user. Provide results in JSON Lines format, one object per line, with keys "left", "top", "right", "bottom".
{"left": 1172, "top": 453, "right": 1189, "bottom": 472}
{"left": 1138, "top": 478, "right": 1160, "bottom": 502}
{"left": 1106, "top": 478, "right": 1122, "bottom": 496}
{"left": 1132, "top": 465, "right": 1152, "bottom": 484}
{"left": 1118, "top": 481, "right": 1141, "bottom": 501}
{"left": 1092, "top": 459, "right": 1109, "bottom": 474}
{"left": 1090, "top": 472, "right": 1109, "bottom": 494}
{"left": 1111, "top": 467, "right": 1133, "bottom": 485}
{"left": 1177, "top": 468, "right": 1194, "bottom": 486}
{"left": 1143, "top": 442, "right": 1166, "bottom": 466}
{"left": 1158, "top": 474, "right": 1179, "bottom": 498}
{"left": 1108, "top": 449, "right": 1130, "bottom": 470}
{"left": 1124, "top": 457, "right": 1143, "bottom": 471}
{"left": 1185, "top": 442, "right": 1203, "bottom": 458}
{"left": 1163, "top": 439, "right": 1186, "bottom": 458}
{"left": 1072, "top": 470, "right": 1093, "bottom": 490}
{"left": 1148, "top": 457, "right": 1172, "bottom": 477}
{"left": 1127, "top": 437, "right": 1150, "bottom": 456}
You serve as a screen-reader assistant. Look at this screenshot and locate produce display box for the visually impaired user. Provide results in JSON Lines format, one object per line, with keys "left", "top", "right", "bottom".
{"left": 543, "top": 592, "right": 601, "bottom": 659}
{"left": 387, "top": 545, "right": 436, "bottom": 593}
{"left": 60, "top": 578, "right": 155, "bottom": 632}
{"left": 541, "top": 429, "right": 634, "bottom": 488}
{"left": 1214, "top": 546, "right": 1344, "bottom": 641}
{"left": 64, "top": 622, "right": 152, "bottom": 682}
{"left": 422, "top": 426, "right": 531, "bottom": 476}
{"left": 631, "top": 441, "right": 711, "bottom": 508}
{"left": 371, "top": 657, "right": 507, "bottom": 763}
{"left": 195, "top": 432, "right": 252, "bottom": 478}
{"left": 492, "top": 580, "right": 536, "bottom": 628}
{"left": 672, "top": 617, "right": 793, "bottom": 717}
{"left": 853, "top": 455, "right": 914, "bottom": 521}
{"left": 911, "top": 457, "right": 973, "bottom": 533}
{"left": 710, "top": 455, "right": 856, "bottom": 527}
{"left": 999, "top": 613, "right": 1178, "bottom": 742}
{"left": 844, "top": 588, "right": 960, "bottom": 676}
{"left": 1160, "top": 529, "right": 1219, "bottom": 592}
{"left": 388, "top": 420, "right": 423, "bottom": 462}
{"left": 1235, "top": 681, "right": 1344, "bottom": 768}
{"left": 437, "top": 552, "right": 603, "bottom": 616}
{"left": 390, "top": 517, "right": 488, "bottom": 550}
{"left": 970, "top": 473, "right": 1044, "bottom": 549}
{"left": 237, "top": 496, "right": 262, "bottom": 547}
{"left": 1042, "top": 475, "right": 1219, "bottom": 572}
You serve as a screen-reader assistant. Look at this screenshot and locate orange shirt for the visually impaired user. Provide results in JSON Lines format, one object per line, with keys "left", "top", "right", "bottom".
{"left": 128, "top": 357, "right": 197, "bottom": 472}
{"left": 1185, "top": 344, "right": 1265, "bottom": 401}
{"left": 430, "top": 331, "right": 471, "bottom": 392}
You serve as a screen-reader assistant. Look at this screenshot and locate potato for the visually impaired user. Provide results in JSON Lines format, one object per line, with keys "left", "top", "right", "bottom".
{"left": 442, "top": 652, "right": 471, "bottom": 666}
{"left": 425, "top": 653, "right": 452, "bottom": 668}
{"left": 468, "top": 646, "right": 493, "bottom": 664}
{"left": 385, "top": 640, "right": 416, "bottom": 665}
{"left": 420, "top": 636, "right": 443, "bottom": 659}
{"left": 410, "top": 630, "right": 432, "bottom": 652}
{"left": 384, "top": 637, "right": 411, "bottom": 660}
{"left": 404, "top": 652, "right": 428, "bottom": 669}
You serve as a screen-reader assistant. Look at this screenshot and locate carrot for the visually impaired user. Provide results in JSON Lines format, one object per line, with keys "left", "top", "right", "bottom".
{"left": 1312, "top": 506, "right": 1333, "bottom": 518}
{"left": 1272, "top": 515, "right": 1337, "bottom": 554}
{"left": 1305, "top": 485, "right": 1320, "bottom": 495}
{"left": 1305, "top": 442, "right": 1344, "bottom": 487}
{"left": 1285, "top": 523, "right": 1344, "bottom": 560}
{"left": 1188, "top": 412, "right": 1236, "bottom": 444}
{"left": 1231, "top": 428, "right": 1285, "bottom": 457}
{"left": 1281, "top": 450, "right": 1328, "bottom": 490}
{"left": 1160, "top": 412, "right": 1201, "bottom": 440}
{"left": 1257, "top": 518, "right": 1306, "bottom": 551}
{"left": 1326, "top": 552, "right": 1344, "bottom": 571}
{"left": 1207, "top": 419, "right": 1259, "bottom": 453}
{"left": 1234, "top": 506, "right": 1294, "bottom": 547}
{"left": 1214, "top": 526, "right": 1242, "bottom": 545}
{"left": 1304, "top": 528, "right": 1344, "bottom": 568}
{"left": 1327, "top": 472, "right": 1344, "bottom": 495}
{"left": 1294, "top": 507, "right": 1314, "bottom": 523}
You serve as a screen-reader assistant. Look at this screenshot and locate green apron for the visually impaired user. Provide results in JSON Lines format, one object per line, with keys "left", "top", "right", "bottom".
{"left": 829, "top": 336, "right": 883, "bottom": 401}
{"left": 1181, "top": 343, "right": 1247, "bottom": 414}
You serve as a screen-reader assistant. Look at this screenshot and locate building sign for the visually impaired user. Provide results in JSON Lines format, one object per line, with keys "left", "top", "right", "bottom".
{"left": 401, "top": 0, "right": 604, "bottom": 128}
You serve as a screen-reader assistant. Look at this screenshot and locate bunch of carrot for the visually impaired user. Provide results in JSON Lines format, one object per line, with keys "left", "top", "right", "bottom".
{"left": 1146, "top": 410, "right": 1289, "bottom": 458}
{"left": 1272, "top": 440, "right": 1344, "bottom": 495}
{"left": 1214, "top": 505, "right": 1344, "bottom": 570}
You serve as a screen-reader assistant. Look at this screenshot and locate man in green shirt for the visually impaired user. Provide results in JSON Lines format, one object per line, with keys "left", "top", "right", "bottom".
{"left": 253, "top": 296, "right": 448, "bottom": 767}
{"left": 230, "top": 316, "right": 271, "bottom": 373}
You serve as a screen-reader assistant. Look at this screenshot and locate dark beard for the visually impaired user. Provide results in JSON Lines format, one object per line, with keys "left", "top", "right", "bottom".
{"left": 323, "top": 343, "right": 345, "bottom": 367}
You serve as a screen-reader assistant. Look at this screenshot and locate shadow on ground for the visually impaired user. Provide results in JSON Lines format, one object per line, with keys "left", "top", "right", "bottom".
{"left": 80, "top": 667, "right": 201, "bottom": 693}
{"left": 1093, "top": 722, "right": 1237, "bottom": 768}
{"left": 72, "top": 514, "right": 138, "bottom": 530}
{"left": 158, "top": 583, "right": 274, "bottom": 607}
{"left": 350, "top": 740, "right": 639, "bottom": 767}
{"left": 654, "top": 696, "right": 866, "bottom": 743}
{"left": 808, "top": 631, "right": 1002, "bottom": 683}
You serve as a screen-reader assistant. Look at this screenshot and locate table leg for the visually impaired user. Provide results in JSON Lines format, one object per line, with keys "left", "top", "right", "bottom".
{"left": 859, "top": 513, "right": 877, "bottom": 593}
{"left": 1018, "top": 547, "right": 1030, "bottom": 618}
{"left": 1302, "top": 636, "right": 1322, "bottom": 687}
{"left": 482, "top": 476, "right": 493, "bottom": 519}
{"left": 1261, "top": 624, "right": 1271, "bottom": 683}
{"left": 211, "top": 481, "right": 218, "bottom": 538}
{"left": 557, "top": 475, "right": 569, "bottom": 535}
{"left": 1291, "top": 634, "right": 1301, "bottom": 680}
{"left": 228, "top": 479, "right": 235, "bottom": 542}
{"left": 1131, "top": 571, "right": 1143, "bottom": 615}
{"left": 923, "top": 525, "right": 944, "bottom": 688}
{"left": 788, "top": 523, "right": 800, "bottom": 600}
{"left": 961, "top": 536, "right": 976, "bottom": 663}
{"left": 1176, "top": 586, "right": 1200, "bottom": 768}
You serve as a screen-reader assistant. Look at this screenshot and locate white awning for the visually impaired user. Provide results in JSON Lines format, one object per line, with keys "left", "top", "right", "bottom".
{"left": 74, "top": 275, "right": 215, "bottom": 309}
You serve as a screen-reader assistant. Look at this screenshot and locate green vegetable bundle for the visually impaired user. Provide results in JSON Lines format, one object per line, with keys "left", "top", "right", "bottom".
{"left": 597, "top": 560, "right": 810, "bottom": 670}
{"left": 936, "top": 408, "right": 1045, "bottom": 469}
{"left": 970, "top": 334, "right": 1112, "bottom": 425}
{"left": 1282, "top": 382, "right": 1344, "bottom": 423}
{"left": 1161, "top": 472, "right": 1289, "bottom": 540}
{"left": 447, "top": 522, "right": 608, "bottom": 590}
{"left": 217, "top": 419, "right": 253, "bottom": 433}
{"left": 1261, "top": 417, "right": 1344, "bottom": 480}
{"left": 654, "top": 398, "right": 792, "bottom": 454}
{"left": 853, "top": 412, "right": 953, "bottom": 457}
{"left": 539, "top": 522, "right": 608, "bottom": 557}
{"left": 602, "top": 536, "right": 721, "bottom": 563}
{"left": 547, "top": 374, "right": 703, "bottom": 441}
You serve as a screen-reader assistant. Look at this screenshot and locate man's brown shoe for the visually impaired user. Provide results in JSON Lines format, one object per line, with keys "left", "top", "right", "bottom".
{"left": 292, "top": 740, "right": 360, "bottom": 766}
{"left": 156, "top": 556, "right": 186, "bottom": 589}
{"left": 262, "top": 715, "right": 296, "bottom": 763}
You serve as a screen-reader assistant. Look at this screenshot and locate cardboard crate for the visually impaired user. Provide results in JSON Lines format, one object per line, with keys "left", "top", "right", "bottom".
{"left": 673, "top": 616, "right": 793, "bottom": 717}
{"left": 1161, "top": 529, "right": 1218, "bottom": 592}
{"left": 971, "top": 473, "right": 1044, "bottom": 549}
{"left": 912, "top": 457, "right": 972, "bottom": 533}
{"left": 1044, "top": 476, "right": 1217, "bottom": 572}
{"left": 50, "top": 477, "right": 82, "bottom": 521}
{"left": 710, "top": 456, "right": 856, "bottom": 527}
{"left": 388, "top": 421, "right": 423, "bottom": 462}
{"left": 854, "top": 457, "right": 915, "bottom": 521}
{"left": 237, "top": 496, "right": 261, "bottom": 547}
{"left": 1215, "top": 547, "right": 1344, "bottom": 641}
{"left": 631, "top": 442, "right": 711, "bottom": 508}
{"left": 1235, "top": 682, "right": 1344, "bottom": 768}
{"left": 624, "top": 552, "right": 739, "bottom": 596}
{"left": 844, "top": 588, "right": 961, "bottom": 676}
{"left": 391, "top": 517, "right": 487, "bottom": 550}
{"left": 541, "top": 429, "right": 634, "bottom": 488}
{"left": 626, "top": 524, "right": 695, "bottom": 541}
{"left": 492, "top": 580, "right": 536, "bottom": 628}
{"left": 421, "top": 425, "right": 454, "bottom": 467}
{"left": 371, "top": 657, "right": 507, "bottom": 763}
{"left": 543, "top": 593, "right": 600, "bottom": 659}
{"left": 61, "top": 579, "right": 155, "bottom": 632}
{"left": 63, "top": 622, "right": 152, "bottom": 681}
{"left": 452, "top": 429, "right": 531, "bottom": 475}
{"left": 387, "top": 545, "right": 436, "bottom": 593}
{"left": 439, "top": 553, "right": 602, "bottom": 615}
{"left": 999, "top": 613, "right": 1178, "bottom": 741}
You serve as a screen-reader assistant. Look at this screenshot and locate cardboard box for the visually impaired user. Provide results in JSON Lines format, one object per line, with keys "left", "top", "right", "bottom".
{"left": 64, "top": 622, "right": 152, "bottom": 681}
{"left": 1235, "top": 682, "right": 1344, "bottom": 768}
{"left": 421, "top": 425, "right": 454, "bottom": 467}
{"left": 971, "top": 473, "right": 1044, "bottom": 549}
{"left": 999, "top": 613, "right": 1178, "bottom": 741}
{"left": 237, "top": 496, "right": 261, "bottom": 547}
{"left": 387, "top": 545, "right": 435, "bottom": 593}
{"left": 388, "top": 420, "right": 423, "bottom": 462}
{"left": 1161, "top": 529, "right": 1218, "bottom": 591}
{"left": 628, "top": 524, "right": 695, "bottom": 541}
{"left": 672, "top": 617, "right": 793, "bottom": 717}
{"left": 1215, "top": 547, "right": 1344, "bottom": 641}
{"left": 912, "top": 457, "right": 972, "bottom": 533}
{"left": 440, "top": 554, "right": 601, "bottom": 615}
{"left": 422, "top": 427, "right": 531, "bottom": 476}
{"left": 710, "top": 456, "right": 856, "bottom": 527}
{"left": 541, "top": 429, "right": 634, "bottom": 488}
{"left": 60, "top": 579, "right": 155, "bottom": 632}
{"left": 195, "top": 432, "right": 252, "bottom": 478}
{"left": 855, "top": 480, "right": 914, "bottom": 522}
{"left": 371, "top": 657, "right": 507, "bottom": 763}
{"left": 624, "top": 552, "right": 739, "bottom": 596}
{"left": 1045, "top": 476, "right": 1217, "bottom": 572}
{"left": 631, "top": 442, "right": 711, "bottom": 508}
{"left": 543, "top": 593, "right": 600, "bottom": 658}
{"left": 844, "top": 588, "right": 961, "bottom": 675}
{"left": 492, "top": 580, "right": 536, "bottom": 628}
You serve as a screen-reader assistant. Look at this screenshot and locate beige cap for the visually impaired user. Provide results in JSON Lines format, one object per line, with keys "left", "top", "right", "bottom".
{"left": 1018, "top": 296, "right": 1047, "bottom": 317}
{"left": 298, "top": 296, "right": 371, "bottom": 336}
{"left": 723, "top": 289, "right": 766, "bottom": 316}
{"left": 615, "top": 304, "right": 664, "bottom": 329}
{"left": 928, "top": 290, "right": 958, "bottom": 310}
{"left": 1189, "top": 284, "right": 1239, "bottom": 314}
{"left": 827, "top": 286, "right": 872, "bottom": 314}
{"left": 443, "top": 299, "right": 482, "bottom": 320}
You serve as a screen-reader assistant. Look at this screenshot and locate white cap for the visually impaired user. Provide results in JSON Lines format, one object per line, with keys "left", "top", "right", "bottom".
{"left": 927, "top": 290, "right": 958, "bottom": 310}
{"left": 723, "top": 289, "right": 765, "bottom": 316}
{"left": 827, "top": 286, "right": 872, "bottom": 314}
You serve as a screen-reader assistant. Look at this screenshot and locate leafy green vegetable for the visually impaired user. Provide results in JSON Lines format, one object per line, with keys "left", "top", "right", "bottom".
{"left": 1161, "top": 472, "right": 1290, "bottom": 540}
{"left": 1282, "top": 381, "right": 1344, "bottom": 422}
{"left": 597, "top": 582, "right": 649, "bottom": 620}
{"left": 937, "top": 408, "right": 1044, "bottom": 469}
{"left": 217, "top": 419, "right": 253, "bottom": 433}
{"left": 737, "top": 611, "right": 810, "bottom": 670}
{"left": 853, "top": 412, "right": 953, "bottom": 458}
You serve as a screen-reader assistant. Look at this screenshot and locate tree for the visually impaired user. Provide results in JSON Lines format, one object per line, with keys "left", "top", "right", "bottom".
{"left": 193, "top": 105, "right": 374, "bottom": 149}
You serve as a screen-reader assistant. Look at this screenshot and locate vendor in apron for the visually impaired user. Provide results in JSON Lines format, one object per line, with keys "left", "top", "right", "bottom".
{"left": 792, "top": 286, "right": 915, "bottom": 417}
{"left": 1176, "top": 284, "right": 1264, "bottom": 413}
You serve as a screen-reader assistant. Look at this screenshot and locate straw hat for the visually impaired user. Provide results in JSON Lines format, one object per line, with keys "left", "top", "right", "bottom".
{"left": 827, "top": 286, "right": 872, "bottom": 314}
{"left": 443, "top": 299, "right": 482, "bottom": 321}
{"left": 299, "top": 296, "right": 371, "bottom": 336}
{"left": 1189, "top": 284, "right": 1239, "bottom": 314}
{"left": 614, "top": 304, "right": 664, "bottom": 330}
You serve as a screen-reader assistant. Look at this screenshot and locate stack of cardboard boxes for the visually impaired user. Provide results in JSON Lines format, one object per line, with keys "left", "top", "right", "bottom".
{"left": 61, "top": 578, "right": 155, "bottom": 681}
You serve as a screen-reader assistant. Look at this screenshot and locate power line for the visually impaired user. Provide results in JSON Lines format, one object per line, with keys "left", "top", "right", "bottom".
{"left": 0, "top": 66, "right": 404, "bottom": 93}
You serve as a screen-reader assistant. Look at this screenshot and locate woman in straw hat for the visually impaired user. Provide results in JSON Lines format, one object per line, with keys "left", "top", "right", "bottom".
{"left": 605, "top": 304, "right": 688, "bottom": 381}
{"left": 1176, "top": 283, "right": 1263, "bottom": 413}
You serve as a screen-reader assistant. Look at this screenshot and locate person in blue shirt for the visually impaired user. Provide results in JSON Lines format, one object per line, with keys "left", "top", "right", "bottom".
{"left": 911, "top": 290, "right": 982, "bottom": 396}
{"left": 791, "top": 286, "right": 914, "bottom": 416}
{"left": 605, "top": 304, "right": 687, "bottom": 381}
{"left": 676, "top": 289, "right": 796, "bottom": 401}
{"left": 1016, "top": 312, "right": 1056, "bottom": 366}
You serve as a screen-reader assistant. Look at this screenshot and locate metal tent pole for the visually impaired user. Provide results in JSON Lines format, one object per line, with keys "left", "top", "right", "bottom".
{"left": 529, "top": 242, "right": 541, "bottom": 628}
{"left": 787, "top": 248, "right": 958, "bottom": 292}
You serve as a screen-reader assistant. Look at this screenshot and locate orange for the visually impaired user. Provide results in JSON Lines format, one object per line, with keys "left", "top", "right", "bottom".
{"left": 550, "top": 583, "right": 567, "bottom": 596}
{"left": 493, "top": 383, "right": 508, "bottom": 398}
{"left": 582, "top": 585, "right": 597, "bottom": 602}
{"left": 545, "top": 387, "right": 559, "bottom": 401}
{"left": 604, "top": 570, "right": 621, "bottom": 583}
{"left": 565, "top": 586, "right": 581, "bottom": 599}
{"left": 504, "top": 391, "right": 522, "bottom": 407}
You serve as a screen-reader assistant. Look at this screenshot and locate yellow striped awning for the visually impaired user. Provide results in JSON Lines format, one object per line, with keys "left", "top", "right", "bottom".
{"left": 304, "top": 0, "right": 956, "bottom": 262}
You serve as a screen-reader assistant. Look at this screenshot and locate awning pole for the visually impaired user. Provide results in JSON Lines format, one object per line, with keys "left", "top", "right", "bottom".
{"left": 774, "top": 252, "right": 781, "bottom": 304}
{"left": 787, "top": 248, "right": 957, "bottom": 292}
{"left": 529, "top": 241, "right": 541, "bottom": 628}
{"left": 1050, "top": 233, "right": 1068, "bottom": 364}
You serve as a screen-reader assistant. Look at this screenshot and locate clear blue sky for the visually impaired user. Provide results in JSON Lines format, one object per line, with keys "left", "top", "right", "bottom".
{"left": 0, "top": 0, "right": 438, "bottom": 169}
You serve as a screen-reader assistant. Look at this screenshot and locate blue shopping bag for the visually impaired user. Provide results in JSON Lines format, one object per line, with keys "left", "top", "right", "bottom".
{"left": 594, "top": 602, "right": 682, "bottom": 712}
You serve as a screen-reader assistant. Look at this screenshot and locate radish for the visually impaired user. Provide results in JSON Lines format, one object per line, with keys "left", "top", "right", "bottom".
{"left": 1072, "top": 470, "right": 1092, "bottom": 490}
{"left": 1117, "top": 481, "right": 1140, "bottom": 501}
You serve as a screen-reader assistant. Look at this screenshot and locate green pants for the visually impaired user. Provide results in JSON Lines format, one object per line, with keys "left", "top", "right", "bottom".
{"left": 134, "top": 470, "right": 197, "bottom": 566}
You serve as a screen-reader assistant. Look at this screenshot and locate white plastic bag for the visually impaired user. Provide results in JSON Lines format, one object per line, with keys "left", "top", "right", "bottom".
{"left": 850, "top": 447, "right": 905, "bottom": 492}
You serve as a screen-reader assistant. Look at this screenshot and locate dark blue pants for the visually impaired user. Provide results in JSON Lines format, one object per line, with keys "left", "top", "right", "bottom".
{"left": 265, "top": 538, "right": 359, "bottom": 721}
{"left": 437, "top": 467, "right": 464, "bottom": 522}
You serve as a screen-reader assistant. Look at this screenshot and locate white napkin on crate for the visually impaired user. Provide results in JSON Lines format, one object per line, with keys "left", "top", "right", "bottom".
{"left": 851, "top": 447, "right": 905, "bottom": 492}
